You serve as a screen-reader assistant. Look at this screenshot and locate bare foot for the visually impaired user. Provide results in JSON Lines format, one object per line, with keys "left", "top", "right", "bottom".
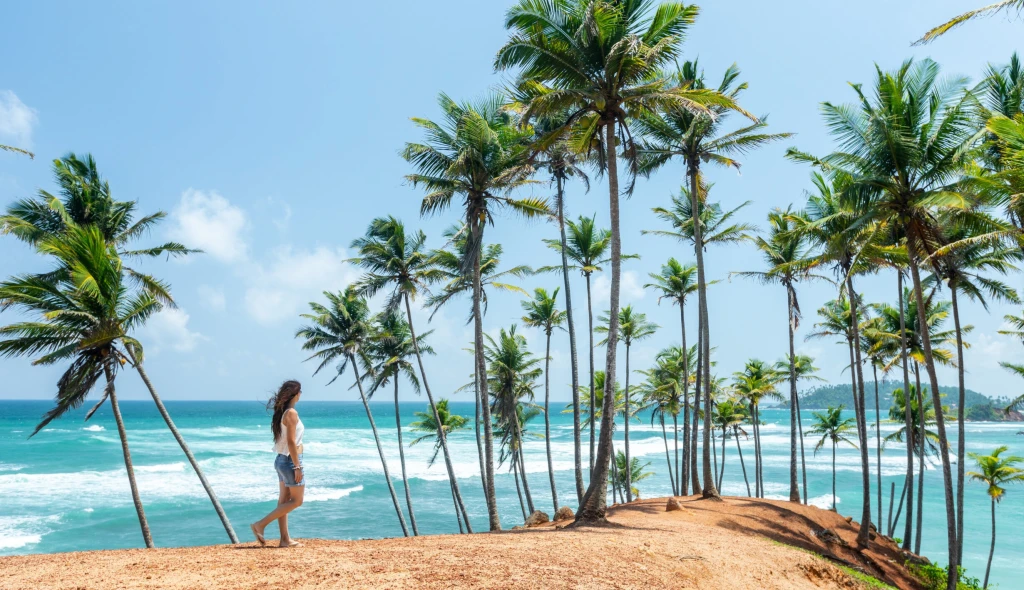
{"left": 250, "top": 523, "right": 266, "bottom": 547}
{"left": 278, "top": 540, "right": 304, "bottom": 548}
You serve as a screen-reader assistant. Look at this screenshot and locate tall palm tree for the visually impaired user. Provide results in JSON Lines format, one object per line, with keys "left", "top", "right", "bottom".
{"left": 610, "top": 451, "right": 653, "bottom": 500}
{"left": 643, "top": 183, "right": 752, "bottom": 495}
{"left": 790, "top": 61, "right": 986, "bottom": 574}
{"left": 542, "top": 214, "right": 611, "bottom": 473}
{"left": 735, "top": 206, "right": 823, "bottom": 503}
{"left": 527, "top": 113, "right": 590, "bottom": 503}
{"left": 403, "top": 94, "right": 543, "bottom": 530}
{"left": 0, "top": 224, "right": 162, "bottom": 547}
{"left": 296, "top": 288, "right": 410, "bottom": 537}
{"left": 409, "top": 399, "right": 471, "bottom": 534}
{"left": 968, "top": 446, "right": 1024, "bottom": 589}
{"left": 348, "top": 216, "right": 473, "bottom": 531}
{"left": 521, "top": 287, "right": 567, "bottom": 512}
{"left": 774, "top": 354, "right": 825, "bottom": 505}
{"left": 806, "top": 406, "right": 858, "bottom": 511}
{"left": 644, "top": 258, "right": 698, "bottom": 492}
{"left": 636, "top": 58, "right": 786, "bottom": 498}
{"left": 917, "top": 1, "right": 1024, "bottom": 44}
{"left": 711, "top": 398, "right": 746, "bottom": 491}
{"left": 596, "top": 305, "right": 657, "bottom": 501}
{"left": 732, "top": 359, "right": 783, "bottom": 498}
{"left": 859, "top": 317, "right": 889, "bottom": 531}
{"left": 636, "top": 348, "right": 686, "bottom": 495}
{"left": 367, "top": 311, "right": 437, "bottom": 536}
{"left": 0, "top": 154, "right": 237, "bottom": 543}
{"left": 570, "top": 370, "right": 628, "bottom": 502}
{"left": 498, "top": 0, "right": 735, "bottom": 523}
{"left": 484, "top": 325, "right": 543, "bottom": 515}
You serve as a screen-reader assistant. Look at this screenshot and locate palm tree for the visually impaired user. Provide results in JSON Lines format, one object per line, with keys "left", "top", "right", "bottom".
{"left": 1001, "top": 362, "right": 1024, "bottom": 413}
{"left": 0, "top": 224, "right": 161, "bottom": 547}
{"left": 735, "top": 206, "right": 823, "bottom": 503}
{"left": 806, "top": 406, "right": 858, "bottom": 511}
{"left": 711, "top": 398, "right": 746, "bottom": 491}
{"left": 774, "top": 354, "right": 825, "bottom": 505}
{"left": 0, "top": 154, "right": 237, "bottom": 543}
{"left": 1000, "top": 310, "right": 1024, "bottom": 343}
{"left": 636, "top": 57, "right": 786, "bottom": 498}
{"left": 569, "top": 371, "right": 628, "bottom": 503}
{"left": 349, "top": 216, "right": 473, "bottom": 531}
{"left": 484, "top": 325, "right": 543, "bottom": 515}
{"left": 643, "top": 183, "right": 752, "bottom": 495}
{"left": 610, "top": 451, "right": 653, "bottom": 500}
{"left": 0, "top": 144, "right": 33, "bottom": 158}
{"left": 596, "top": 306, "right": 657, "bottom": 502}
{"left": 498, "top": 0, "right": 735, "bottom": 523}
{"left": 366, "top": 311, "right": 437, "bottom": 536}
{"left": 644, "top": 259, "right": 698, "bottom": 493}
{"left": 636, "top": 349, "right": 685, "bottom": 495}
{"left": 542, "top": 214, "right": 612, "bottom": 473}
{"left": 296, "top": 288, "right": 410, "bottom": 537}
{"left": 791, "top": 60, "right": 986, "bottom": 573}
{"left": 732, "top": 359, "right": 783, "bottom": 498}
{"left": 859, "top": 317, "right": 889, "bottom": 531}
{"left": 521, "top": 287, "right": 567, "bottom": 512}
{"left": 409, "top": 399, "right": 471, "bottom": 534}
{"left": 917, "top": 1, "right": 1024, "bottom": 44}
{"left": 528, "top": 113, "right": 590, "bottom": 504}
{"left": 968, "top": 446, "right": 1024, "bottom": 589}
{"left": 403, "top": 94, "right": 543, "bottom": 530}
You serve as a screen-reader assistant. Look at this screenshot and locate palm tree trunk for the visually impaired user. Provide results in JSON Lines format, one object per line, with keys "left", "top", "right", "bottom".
{"left": 718, "top": 428, "right": 727, "bottom": 490}
{"left": 752, "top": 404, "right": 761, "bottom": 498}
{"left": 515, "top": 419, "right": 535, "bottom": 514}
{"left": 735, "top": 427, "right": 751, "bottom": 497}
{"left": 680, "top": 304, "right": 690, "bottom": 495}
{"left": 711, "top": 426, "right": 719, "bottom": 487}
{"left": 873, "top": 365, "right": 882, "bottom": 531}
{"left": 555, "top": 178, "right": 585, "bottom": 504}
{"left": 795, "top": 382, "right": 809, "bottom": 504}
{"left": 132, "top": 361, "right": 237, "bottom": 543}
{"left": 915, "top": 362, "right": 925, "bottom": 555}
{"left": 951, "top": 287, "right": 967, "bottom": 568}
{"left": 106, "top": 365, "right": 153, "bottom": 548}
{"left": 672, "top": 413, "right": 681, "bottom": 496}
{"left": 898, "top": 271, "right": 915, "bottom": 551}
{"left": 610, "top": 438, "right": 623, "bottom": 504}
{"left": 755, "top": 406, "right": 764, "bottom": 498}
{"left": 351, "top": 360, "right": 409, "bottom": 537}
{"left": 474, "top": 361, "right": 487, "bottom": 504}
{"left": 513, "top": 460, "right": 527, "bottom": 521}
{"left": 787, "top": 287, "right": 800, "bottom": 503}
{"left": 832, "top": 441, "right": 837, "bottom": 510}
{"left": 907, "top": 253, "right": 958, "bottom": 590}
{"left": 576, "top": 119, "right": 620, "bottom": 523}
{"left": 585, "top": 273, "right": 596, "bottom": 474}
{"left": 403, "top": 294, "right": 473, "bottom": 532}
{"left": 689, "top": 162, "right": 718, "bottom": 500}
{"left": 890, "top": 477, "right": 908, "bottom": 538}
{"left": 690, "top": 325, "right": 702, "bottom": 495}
{"left": 393, "top": 378, "right": 418, "bottom": 536}
{"left": 845, "top": 276, "right": 872, "bottom": 547}
{"left": 624, "top": 344, "right": 632, "bottom": 502}
{"left": 661, "top": 414, "right": 677, "bottom": 495}
{"left": 544, "top": 331, "right": 559, "bottom": 512}
{"left": 984, "top": 498, "right": 995, "bottom": 590}
{"left": 450, "top": 479, "right": 465, "bottom": 534}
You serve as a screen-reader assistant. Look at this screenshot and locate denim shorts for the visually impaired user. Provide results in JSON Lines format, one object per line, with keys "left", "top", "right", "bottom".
{"left": 275, "top": 453, "right": 305, "bottom": 488}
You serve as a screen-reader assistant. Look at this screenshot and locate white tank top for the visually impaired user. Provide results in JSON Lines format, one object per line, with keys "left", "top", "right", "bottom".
{"left": 273, "top": 413, "right": 304, "bottom": 455}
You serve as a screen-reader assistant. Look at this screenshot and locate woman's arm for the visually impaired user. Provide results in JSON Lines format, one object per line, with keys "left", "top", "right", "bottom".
{"left": 283, "top": 409, "right": 303, "bottom": 483}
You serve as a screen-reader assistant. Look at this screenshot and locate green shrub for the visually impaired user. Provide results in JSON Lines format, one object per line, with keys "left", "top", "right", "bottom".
{"left": 908, "top": 563, "right": 987, "bottom": 590}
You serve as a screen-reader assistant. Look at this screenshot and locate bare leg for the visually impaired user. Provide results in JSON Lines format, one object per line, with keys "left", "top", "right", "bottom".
{"left": 253, "top": 485, "right": 304, "bottom": 547}
{"left": 275, "top": 482, "right": 291, "bottom": 544}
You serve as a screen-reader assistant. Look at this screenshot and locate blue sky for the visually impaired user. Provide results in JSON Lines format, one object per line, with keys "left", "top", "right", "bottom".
{"left": 1, "top": 1, "right": 1021, "bottom": 404}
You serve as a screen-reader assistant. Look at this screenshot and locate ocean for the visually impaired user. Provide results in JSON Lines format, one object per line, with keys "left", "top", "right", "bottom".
{"left": 1, "top": 400, "right": 1021, "bottom": 587}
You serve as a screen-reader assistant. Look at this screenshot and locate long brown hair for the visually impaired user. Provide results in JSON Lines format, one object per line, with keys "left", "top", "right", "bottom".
{"left": 267, "top": 380, "right": 301, "bottom": 442}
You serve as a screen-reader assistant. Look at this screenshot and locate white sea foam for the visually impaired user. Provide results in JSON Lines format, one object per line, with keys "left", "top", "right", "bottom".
{"left": 82, "top": 425, "right": 105, "bottom": 432}
{"left": 306, "top": 486, "right": 363, "bottom": 502}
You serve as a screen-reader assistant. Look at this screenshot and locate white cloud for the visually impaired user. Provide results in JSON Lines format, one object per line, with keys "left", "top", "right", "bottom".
{"left": 0, "top": 91, "right": 38, "bottom": 148}
{"left": 591, "top": 270, "right": 647, "bottom": 311}
{"left": 968, "top": 332, "right": 1014, "bottom": 370}
{"left": 197, "top": 285, "right": 226, "bottom": 311}
{"left": 169, "top": 189, "right": 248, "bottom": 262}
{"left": 143, "top": 308, "right": 205, "bottom": 353}
{"left": 244, "top": 246, "right": 357, "bottom": 324}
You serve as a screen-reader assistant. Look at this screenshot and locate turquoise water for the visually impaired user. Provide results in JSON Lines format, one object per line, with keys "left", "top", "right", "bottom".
{"left": 1, "top": 400, "right": 1021, "bottom": 586}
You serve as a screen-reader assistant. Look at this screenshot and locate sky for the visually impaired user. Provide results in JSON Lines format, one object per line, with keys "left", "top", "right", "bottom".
{"left": 1, "top": 1, "right": 1022, "bottom": 405}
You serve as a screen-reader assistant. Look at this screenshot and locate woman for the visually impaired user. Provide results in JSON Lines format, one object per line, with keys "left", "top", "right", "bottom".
{"left": 251, "top": 380, "right": 305, "bottom": 548}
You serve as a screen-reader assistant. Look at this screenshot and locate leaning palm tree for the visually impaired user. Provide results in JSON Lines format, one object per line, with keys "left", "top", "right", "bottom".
{"left": 296, "top": 288, "right": 410, "bottom": 537}
{"left": 806, "top": 406, "right": 858, "bottom": 511}
{"left": 644, "top": 258, "right": 698, "bottom": 492}
{"left": 409, "top": 399, "right": 471, "bottom": 534}
{"left": 596, "top": 305, "right": 658, "bottom": 502}
{"left": 0, "top": 224, "right": 161, "bottom": 547}
{"left": 542, "top": 214, "right": 611, "bottom": 473}
{"left": 348, "top": 216, "right": 472, "bottom": 532}
{"left": 521, "top": 287, "right": 567, "bottom": 513}
{"left": 403, "top": 94, "right": 543, "bottom": 530}
{"left": 1, "top": 155, "right": 236, "bottom": 543}
{"left": 968, "top": 446, "right": 1024, "bottom": 589}
{"left": 366, "top": 311, "right": 437, "bottom": 536}
{"left": 735, "top": 206, "right": 823, "bottom": 503}
{"left": 497, "top": 0, "right": 739, "bottom": 523}
{"left": 917, "top": 1, "right": 1024, "bottom": 44}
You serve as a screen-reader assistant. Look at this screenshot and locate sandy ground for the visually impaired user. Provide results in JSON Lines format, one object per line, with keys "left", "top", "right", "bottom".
{"left": 0, "top": 496, "right": 921, "bottom": 590}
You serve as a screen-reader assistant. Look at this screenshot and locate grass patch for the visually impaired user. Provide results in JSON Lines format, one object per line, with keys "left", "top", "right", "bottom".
{"left": 769, "top": 540, "right": 897, "bottom": 590}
